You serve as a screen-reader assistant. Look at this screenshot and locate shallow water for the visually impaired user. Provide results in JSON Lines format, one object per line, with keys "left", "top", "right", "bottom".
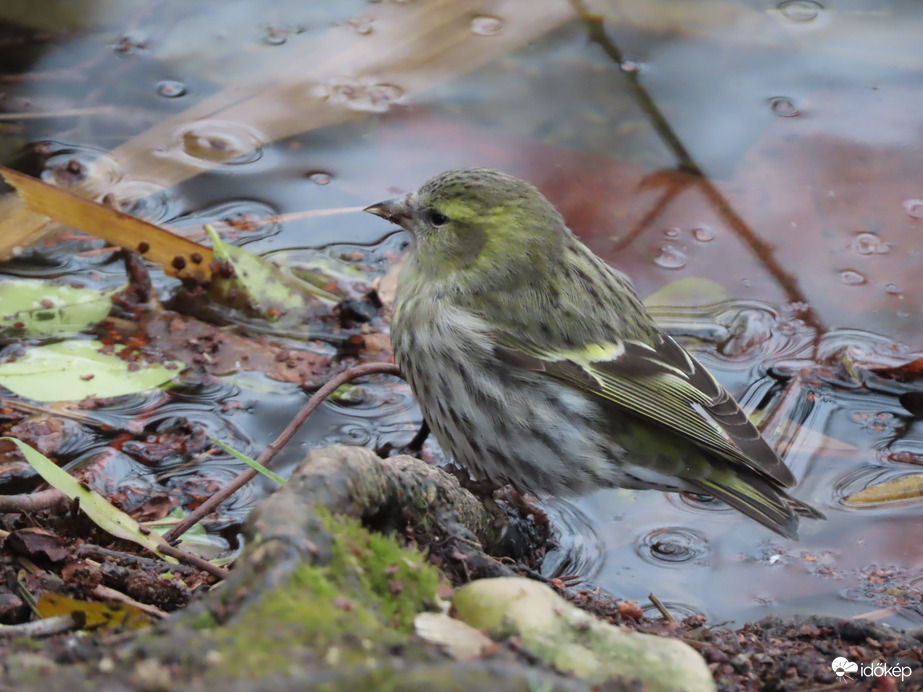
{"left": 1, "top": 0, "right": 921, "bottom": 628}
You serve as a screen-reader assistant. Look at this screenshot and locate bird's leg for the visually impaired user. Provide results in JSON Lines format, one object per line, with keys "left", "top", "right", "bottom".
{"left": 404, "top": 419, "right": 430, "bottom": 454}
{"left": 375, "top": 419, "right": 430, "bottom": 458}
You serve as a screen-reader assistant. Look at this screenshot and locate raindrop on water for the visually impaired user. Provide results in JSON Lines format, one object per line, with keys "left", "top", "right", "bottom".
{"left": 885, "top": 283, "right": 902, "bottom": 295}
{"left": 156, "top": 80, "right": 187, "bottom": 98}
{"left": 174, "top": 120, "right": 266, "bottom": 165}
{"left": 260, "top": 23, "right": 301, "bottom": 45}
{"left": 768, "top": 96, "right": 800, "bottom": 118}
{"left": 691, "top": 225, "right": 715, "bottom": 242}
{"left": 662, "top": 227, "right": 680, "bottom": 239}
{"left": 101, "top": 181, "right": 175, "bottom": 223}
{"left": 903, "top": 199, "right": 923, "bottom": 219}
{"left": 470, "top": 15, "right": 503, "bottom": 36}
{"left": 41, "top": 147, "right": 122, "bottom": 189}
{"left": 261, "top": 25, "right": 288, "bottom": 45}
{"left": 778, "top": 0, "right": 823, "bottom": 22}
{"left": 839, "top": 269, "right": 866, "bottom": 286}
{"left": 851, "top": 232, "right": 889, "bottom": 255}
{"left": 619, "top": 60, "right": 641, "bottom": 74}
{"left": 637, "top": 527, "right": 709, "bottom": 565}
{"left": 654, "top": 244, "right": 687, "bottom": 270}
{"left": 347, "top": 16, "right": 374, "bottom": 35}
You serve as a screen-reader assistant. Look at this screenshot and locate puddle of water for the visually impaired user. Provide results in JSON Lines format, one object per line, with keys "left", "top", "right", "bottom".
{"left": 1, "top": 0, "right": 922, "bottom": 629}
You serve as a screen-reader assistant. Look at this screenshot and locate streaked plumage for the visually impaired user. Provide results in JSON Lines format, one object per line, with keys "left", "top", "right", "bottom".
{"left": 365, "top": 168, "right": 823, "bottom": 539}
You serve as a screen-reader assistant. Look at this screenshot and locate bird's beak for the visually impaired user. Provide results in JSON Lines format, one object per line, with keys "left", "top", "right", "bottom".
{"left": 363, "top": 196, "right": 412, "bottom": 229}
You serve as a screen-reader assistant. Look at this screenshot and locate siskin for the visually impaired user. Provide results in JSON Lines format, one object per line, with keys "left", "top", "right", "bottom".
{"left": 365, "top": 168, "right": 822, "bottom": 539}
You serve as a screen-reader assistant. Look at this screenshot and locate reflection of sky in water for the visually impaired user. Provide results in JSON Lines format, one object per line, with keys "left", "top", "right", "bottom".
{"left": 2, "top": 0, "right": 922, "bottom": 628}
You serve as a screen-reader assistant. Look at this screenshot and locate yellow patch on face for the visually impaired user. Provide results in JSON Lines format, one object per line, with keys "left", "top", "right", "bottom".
{"left": 437, "top": 199, "right": 479, "bottom": 224}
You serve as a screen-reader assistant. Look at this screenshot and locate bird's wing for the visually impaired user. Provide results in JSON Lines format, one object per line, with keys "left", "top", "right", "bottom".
{"left": 492, "top": 331, "right": 796, "bottom": 487}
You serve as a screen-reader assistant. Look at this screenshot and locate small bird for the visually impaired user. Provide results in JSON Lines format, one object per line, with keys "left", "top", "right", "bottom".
{"left": 365, "top": 168, "right": 822, "bottom": 539}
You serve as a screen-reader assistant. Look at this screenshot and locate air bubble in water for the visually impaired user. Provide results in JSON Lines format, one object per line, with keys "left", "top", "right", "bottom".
{"left": 691, "top": 225, "right": 715, "bottom": 242}
{"left": 851, "top": 232, "right": 889, "bottom": 255}
{"left": 768, "top": 96, "right": 800, "bottom": 117}
{"left": 654, "top": 245, "right": 687, "bottom": 270}
{"left": 470, "top": 15, "right": 503, "bottom": 36}
{"left": 903, "top": 199, "right": 923, "bottom": 219}
{"left": 778, "top": 0, "right": 822, "bottom": 22}
{"left": 156, "top": 80, "right": 187, "bottom": 98}
{"left": 839, "top": 270, "right": 866, "bottom": 285}
{"left": 307, "top": 171, "right": 332, "bottom": 185}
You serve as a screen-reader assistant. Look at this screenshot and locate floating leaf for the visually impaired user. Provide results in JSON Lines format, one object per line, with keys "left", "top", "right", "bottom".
{"left": 36, "top": 592, "right": 153, "bottom": 631}
{"left": 209, "top": 436, "right": 286, "bottom": 486}
{"left": 0, "top": 339, "right": 182, "bottom": 402}
{"left": 844, "top": 474, "right": 923, "bottom": 505}
{"left": 206, "top": 225, "right": 337, "bottom": 323}
{"left": 1, "top": 437, "right": 173, "bottom": 560}
{"left": 0, "top": 278, "right": 115, "bottom": 338}
{"left": 148, "top": 509, "right": 238, "bottom": 565}
{"left": 643, "top": 277, "right": 728, "bottom": 308}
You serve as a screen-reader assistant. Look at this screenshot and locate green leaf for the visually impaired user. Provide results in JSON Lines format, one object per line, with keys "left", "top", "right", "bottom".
{"left": 0, "top": 339, "right": 183, "bottom": 402}
{"left": 2, "top": 437, "right": 174, "bottom": 560}
{"left": 148, "top": 509, "right": 238, "bottom": 564}
{"left": 206, "top": 225, "right": 339, "bottom": 326}
{"left": 0, "top": 279, "right": 116, "bottom": 338}
{"left": 209, "top": 436, "right": 286, "bottom": 486}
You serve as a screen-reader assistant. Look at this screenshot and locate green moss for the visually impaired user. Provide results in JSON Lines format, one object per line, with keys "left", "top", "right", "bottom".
{"left": 190, "top": 611, "right": 217, "bottom": 630}
{"left": 322, "top": 508, "right": 441, "bottom": 630}
{"left": 212, "top": 510, "right": 444, "bottom": 678}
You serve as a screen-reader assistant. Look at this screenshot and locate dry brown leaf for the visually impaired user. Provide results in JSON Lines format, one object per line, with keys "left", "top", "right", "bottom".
{"left": 0, "top": 166, "right": 211, "bottom": 280}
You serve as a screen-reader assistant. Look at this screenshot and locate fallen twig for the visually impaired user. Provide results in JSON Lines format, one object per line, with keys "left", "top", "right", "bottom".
{"left": 157, "top": 545, "right": 228, "bottom": 580}
{"left": 648, "top": 592, "right": 675, "bottom": 622}
{"left": 0, "top": 614, "right": 80, "bottom": 639}
{"left": 0, "top": 488, "right": 67, "bottom": 513}
{"left": 90, "top": 584, "right": 167, "bottom": 620}
{"left": 76, "top": 544, "right": 197, "bottom": 576}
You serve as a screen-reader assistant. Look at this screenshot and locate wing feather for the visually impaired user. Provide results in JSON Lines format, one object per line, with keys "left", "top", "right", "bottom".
{"left": 493, "top": 332, "right": 796, "bottom": 487}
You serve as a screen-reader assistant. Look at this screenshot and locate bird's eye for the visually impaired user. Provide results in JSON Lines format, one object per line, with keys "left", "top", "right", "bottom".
{"left": 427, "top": 209, "right": 449, "bottom": 227}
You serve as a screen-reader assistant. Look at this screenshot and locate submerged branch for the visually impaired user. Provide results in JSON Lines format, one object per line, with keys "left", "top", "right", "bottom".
{"left": 570, "top": 1, "right": 825, "bottom": 347}
{"left": 163, "top": 361, "right": 402, "bottom": 543}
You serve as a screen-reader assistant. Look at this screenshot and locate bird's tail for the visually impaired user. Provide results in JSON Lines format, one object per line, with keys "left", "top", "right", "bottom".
{"left": 689, "top": 470, "right": 824, "bottom": 540}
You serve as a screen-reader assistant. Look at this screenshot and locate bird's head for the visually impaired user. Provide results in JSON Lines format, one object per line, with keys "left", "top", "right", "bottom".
{"left": 364, "top": 168, "right": 566, "bottom": 289}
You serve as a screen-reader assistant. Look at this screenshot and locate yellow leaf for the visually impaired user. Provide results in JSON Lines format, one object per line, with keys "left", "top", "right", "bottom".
{"left": 36, "top": 593, "right": 153, "bottom": 631}
{"left": 844, "top": 474, "right": 923, "bottom": 505}
{"left": 0, "top": 166, "right": 211, "bottom": 280}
